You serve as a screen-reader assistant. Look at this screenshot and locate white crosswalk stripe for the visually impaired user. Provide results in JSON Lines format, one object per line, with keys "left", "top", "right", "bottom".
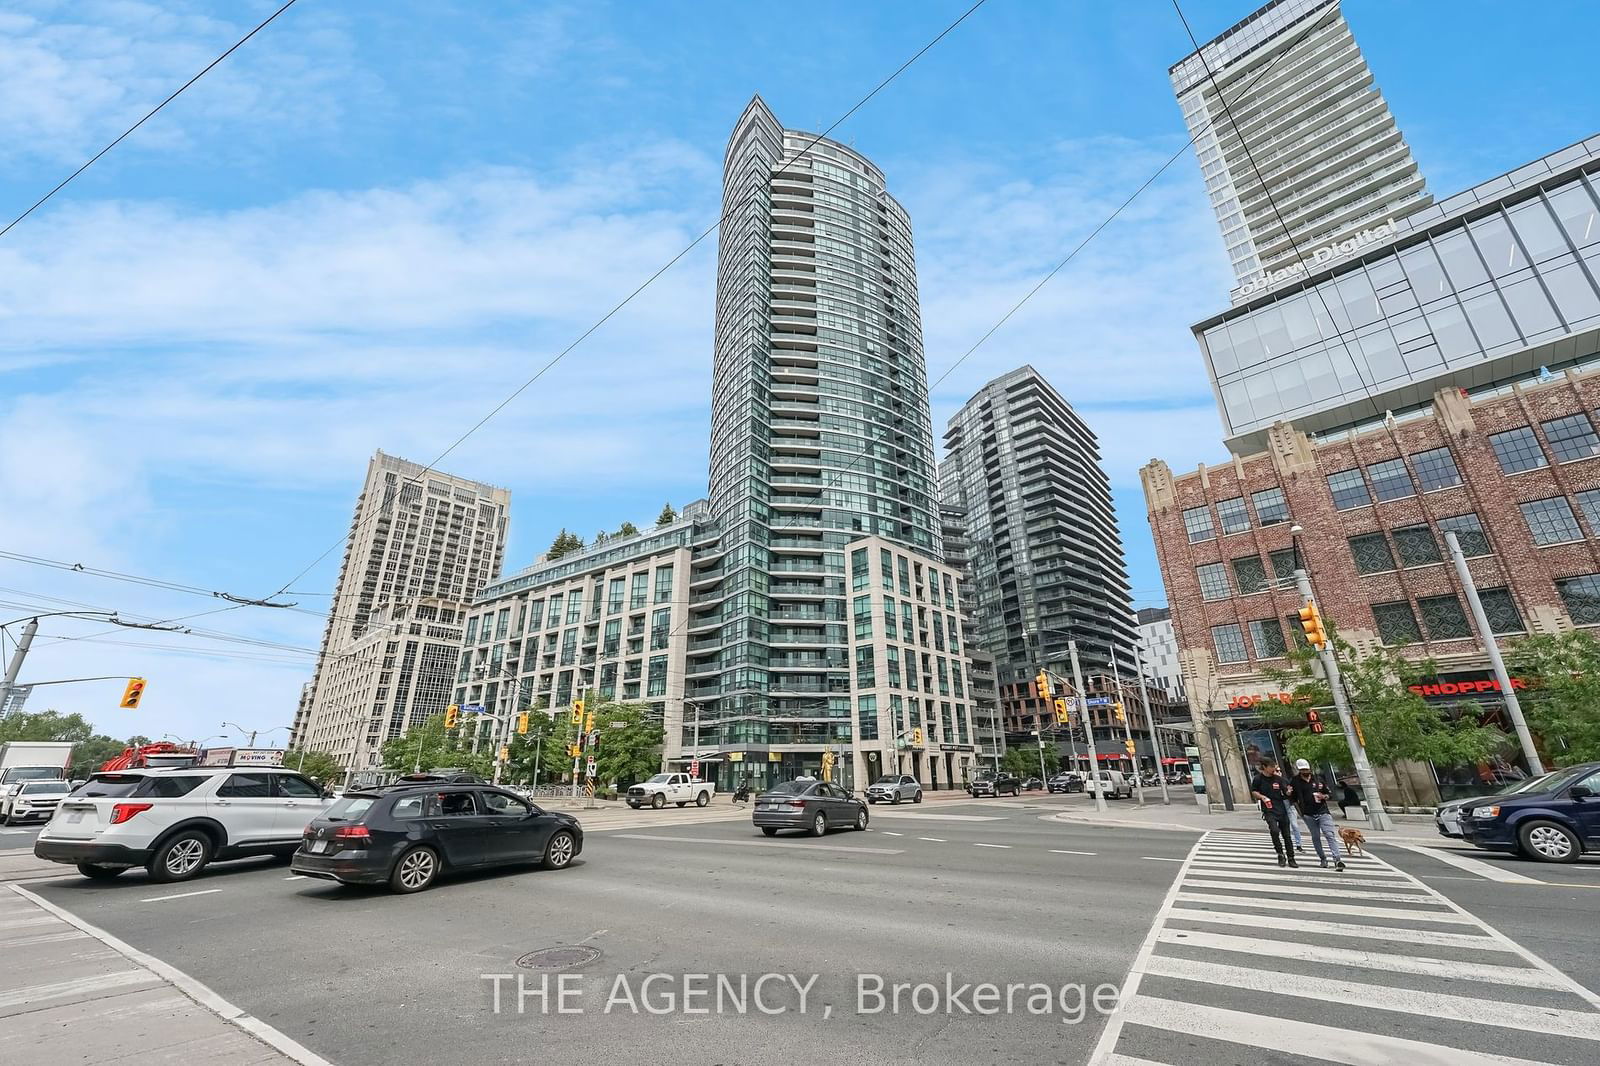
{"left": 1090, "top": 829, "right": 1600, "bottom": 1065}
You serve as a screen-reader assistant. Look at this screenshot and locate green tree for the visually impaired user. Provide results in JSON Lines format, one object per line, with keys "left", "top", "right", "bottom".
{"left": 1507, "top": 631, "right": 1600, "bottom": 765}
{"left": 1002, "top": 744, "right": 1054, "bottom": 777}
{"left": 616, "top": 521, "right": 639, "bottom": 537}
{"left": 656, "top": 503, "right": 677, "bottom": 527}
{"left": 593, "top": 530, "right": 609, "bottom": 545}
{"left": 1260, "top": 640, "right": 1510, "bottom": 806}
{"left": 282, "top": 749, "right": 346, "bottom": 788}
{"left": 70, "top": 735, "right": 130, "bottom": 778}
{"left": 503, "top": 709, "right": 573, "bottom": 785}
{"left": 546, "top": 529, "right": 585, "bottom": 560}
{"left": 0, "top": 710, "right": 96, "bottom": 745}
{"left": 503, "top": 701, "right": 663, "bottom": 788}
{"left": 379, "top": 713, "right": 493, "bottom": 778}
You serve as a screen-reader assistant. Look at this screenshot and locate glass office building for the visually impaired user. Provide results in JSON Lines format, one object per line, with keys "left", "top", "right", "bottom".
{"left": 1196, "top": 135, "right": 1600, "bottom": 454}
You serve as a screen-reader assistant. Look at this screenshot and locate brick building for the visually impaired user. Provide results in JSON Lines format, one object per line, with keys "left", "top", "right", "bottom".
{"left": 1143, "top": 366, "right": 1600, "bottom": 803}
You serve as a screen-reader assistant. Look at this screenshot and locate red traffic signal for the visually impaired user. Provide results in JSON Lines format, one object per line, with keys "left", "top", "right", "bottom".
{"left": 1306, "top": 709, "right": 1325, "bottom": 734}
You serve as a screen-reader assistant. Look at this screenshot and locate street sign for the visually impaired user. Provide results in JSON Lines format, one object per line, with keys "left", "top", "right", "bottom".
{"left": 588, "top": 731, "right": 600, "bottom": 745}
{"left": 1084, "top": 697, "right": 1111, "bottom": 706}
{"left": 463, "top": 704, "right": 486, "bottom": 715}
{"left": 610, "top": 720, "right": 627, "bottom": 729}
{"left": 585, "top": 758, "right": 596, "bottom": 775}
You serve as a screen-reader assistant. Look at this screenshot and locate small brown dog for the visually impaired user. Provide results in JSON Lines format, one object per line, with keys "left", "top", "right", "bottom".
{"left": 1338, "top": 827, "right": 1366, "bottom": 856}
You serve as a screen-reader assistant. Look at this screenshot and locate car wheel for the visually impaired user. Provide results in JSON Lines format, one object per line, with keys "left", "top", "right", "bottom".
{"left": 651, "top": 793, "right": 665, "bottom": 809}
{"left": 76, "top": 863, "right": 124, "bottom": 881}
{"left": 760, "top": 827, "right": 778, "bottom": 837}
{"left": 147, "top": 831, "right": 212, "bottom": 883}
{"left": 543, "top": 830, "right": 577, "bottom": 870}
{"left": 854, "top": 808, "right": 868, "bottom": 831}
{"left": 810, "top": 812, "right": 827, "bottom": 837}
{"left": 1519, "top": 820, "right": 1581, "bottom": 863}
{"left": 390, "top": 846, "right": 440, "bottom": 893}
{"left": 695, "top": 791, "right": 710, "bottom": 807}
{"left": 914, "top": 791, "right": 923, "bottom": 804}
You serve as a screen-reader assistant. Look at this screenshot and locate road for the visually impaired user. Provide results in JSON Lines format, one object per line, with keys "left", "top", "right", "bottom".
{"left": 0, "top": 824, "right": 44, "bottom": 850}
{"left": 16, "top": 794, "right": 1600, "bottom": 1065}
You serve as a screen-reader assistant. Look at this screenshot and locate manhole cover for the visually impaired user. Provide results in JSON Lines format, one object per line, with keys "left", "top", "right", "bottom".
{"left": 516, "top": 946, "right": 603, "bottom": 970}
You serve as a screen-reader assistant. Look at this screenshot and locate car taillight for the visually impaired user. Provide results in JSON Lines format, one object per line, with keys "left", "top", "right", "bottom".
{"left": 785, "top": 800, "right": 807, "bottom": 809}
{"left": 110, "top": 803, "right": 153, "bottom": 825}
{"left": 332, "top": 825, "right": 371, "bottom": 844}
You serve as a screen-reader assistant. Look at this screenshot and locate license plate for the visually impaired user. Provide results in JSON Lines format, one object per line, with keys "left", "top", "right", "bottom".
{"left": 309, "top": 839, "right": 328, "bottom": 853}
{"left": 66, "top": 811, "right": 84, "bottom": 824}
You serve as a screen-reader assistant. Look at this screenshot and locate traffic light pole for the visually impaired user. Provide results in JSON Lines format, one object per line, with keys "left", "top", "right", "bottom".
{"left": 1110, "top": 654, "right": 1146, "bottom": 806}
{"left": 1294, "top": 568, "right": 1393, "bottom": 832}
{"left": 1131, "top": 642, "right": 1172, "bottom": 805}
{"left": 1069, "top": 641, "right": 1107, "bottom": 814}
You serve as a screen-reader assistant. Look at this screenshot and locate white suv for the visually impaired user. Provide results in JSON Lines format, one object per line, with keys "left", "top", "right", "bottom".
{"left": 35, "top": 767, "right": 332, "bottom": 882}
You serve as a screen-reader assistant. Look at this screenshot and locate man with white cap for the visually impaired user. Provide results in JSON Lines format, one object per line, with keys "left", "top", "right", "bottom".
{"left": 1288, "top": 758, "right": 1344, "bottom": 871}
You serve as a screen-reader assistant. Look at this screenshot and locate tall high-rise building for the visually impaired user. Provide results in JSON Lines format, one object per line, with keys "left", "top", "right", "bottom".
{"left": 1171, "top": 0, "right": 1431, "bottom": 302}
{"left": 294, "top": 450, "right": 510, "bottom": 766}
{"left": 941, "top": 366, "right": 1137, "bottom": 733}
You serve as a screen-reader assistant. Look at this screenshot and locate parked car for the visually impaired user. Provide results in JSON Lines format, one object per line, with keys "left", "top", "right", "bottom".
{"left": 1047, "top": 772, "right": 1083, "bottom": 794}
{"left": 1021, "top": 776, "right": 1045, "bottom": 791}
{"left": 1460, "top": 762, "right": 1600, "bottom": 863}
{"left": 865, "top": 775, "right": 923, "bottom": 805}
{"left": 34, "top": 766, "right": 332, "bottom": 882}
{"left": 752, "top": 780, "right": 868, "bottom": 836}
{"left": 626, "top": 773, "right": 715, "bottom": 809}
{"left": 970, "top": 771, "right": 1021, "bottom": 798}
{"left": 2, "top": 780, "right": 71, "bottom": 825}
{"left": 1436, "top": 770, "right": 1559, "bottom": 838}
{"left": 1084, "top": 770, "right": 1133, "bottom": 800}
{"left": 291, "top": 784, "right": 582, "bottom": 892}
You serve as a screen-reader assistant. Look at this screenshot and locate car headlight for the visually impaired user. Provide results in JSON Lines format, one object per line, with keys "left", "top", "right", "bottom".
{"left": 1471, "top": 805, "right": 1500, "bottom": 820}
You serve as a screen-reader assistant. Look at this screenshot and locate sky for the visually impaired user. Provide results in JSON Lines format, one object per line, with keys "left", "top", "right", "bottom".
{"left": 1, "top": 0, "right": 1595, "bottom": 747}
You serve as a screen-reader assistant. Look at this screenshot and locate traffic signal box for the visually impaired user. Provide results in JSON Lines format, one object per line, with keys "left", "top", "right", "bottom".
{"left": 1307, "top": 709, "right": 1325, "bottom": 734}
{"left": 1298, "top": 601, "right": 1329, "bottom": 649}
{"left": 1123, "top": 739, "right": 1136, "bottom": 756}
{"left": 445, "top": 704, "right": 460, "bottom": 729}
{"left": 1035, "top": 671, "right": 1053, "bottom": 700}
{"left": 516, "top": 712, "right": 530, "bottom": 735}
{"left": 1053, "top": 697, "right": 1071, "bottom": 726}
{"left": 119, "top": 678, "right": 147, "bottom": 709}
{"left": 912, "top": 727, "right": 924, "bottom": 746}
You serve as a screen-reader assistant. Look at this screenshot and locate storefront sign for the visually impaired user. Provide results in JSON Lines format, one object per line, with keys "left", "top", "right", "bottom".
{"left": 1408, "top": 676, "right": 1529, "bottom": 698}
{"left": 1236, "top": 218, "right": 1398, "bottom": 299}
{"left": 1226, "top": 691, "right": 1305, "bottom": 710}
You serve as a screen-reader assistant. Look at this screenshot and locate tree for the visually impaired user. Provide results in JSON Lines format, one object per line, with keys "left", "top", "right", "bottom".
{"left": 546, "top": 529, "right": 585, "bottom": 560}
{"left": 70, "top": 735, "right": 129, "bottom": 778}
{"left": 593, "top": 530, "right": 609, "bottom": 545}
{"left": 379, "top": 713, "right": 493, "bottom": 778}
{"left": 0, "top": 710, "right": 96, "bottom": 745}
{"left": 1002, "top": 744, "right": 1054, "bottom": 777}
{"left": 656, "top": 503, "right": 677, "bottom": 527}
{"left": 1507, "top": 631, "right": 1600, "bottom": 766}
{"left": 617, "top": 521, "right": 639, "bottom": 537}
{"left": 1259, "top": 640, "right": 1510, "bottom": 806}
{"left": 282, "top": 749, "right": 346, "bottom": 788}
{"left": 503, "top": 701, "right": 663, "bottom": 788}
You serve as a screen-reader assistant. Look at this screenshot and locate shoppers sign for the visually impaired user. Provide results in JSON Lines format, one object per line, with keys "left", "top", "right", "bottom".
{"left": 1236, "top": 218, "right": 1398, "bottom": 299}
{"left": 1408, "top": 675, "right": 1530, "bottom": 699}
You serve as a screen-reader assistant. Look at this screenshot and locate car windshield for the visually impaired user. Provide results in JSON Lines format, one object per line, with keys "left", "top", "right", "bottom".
{"left": 4, "top": 767, "right": 62, "bottom": 783}
{"left": 765, "top": 781, "right": 813, "bottom": 795}
{"left": 20, "top": 782, "right": 69, "bottom": 795}
{"left": 1517, "top": 767, "right": 1591, "bottom": 796}
{"left": 974, "top": 772, "right": 996, "bottom": 780}
{"left": 872, "top": 777, "right": 899, "bottom": 786}
{"left": 645, "top": 774, "right": 673, "bottom": 784}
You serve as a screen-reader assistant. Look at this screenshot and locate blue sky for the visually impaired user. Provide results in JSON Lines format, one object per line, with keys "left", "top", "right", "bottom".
{"left": 1, "top": 0, "right": 1595, "bottom": 745}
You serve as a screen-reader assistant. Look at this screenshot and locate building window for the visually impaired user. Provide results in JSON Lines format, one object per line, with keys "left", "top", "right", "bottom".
{"left": 650, "top": 608, "right": 671, "bottom": 650}
{"left": 882, "top": 596, "right": 897, "bottom": 639}
{"left": 1411, "top": 447, "right": 1462, "bottom": 491}
{"left": 857, "top": 694, "right": 879, "bottom": 742}
{"left": 654, "top": 566, "right": 674, "bottom": 604}
{"left": 1489, "top": 427, "right": 1547, "bottom": 473}
{"left": 1520, "top": 497, "right": 1584, "bottom": 545}
{"left": 1232, "top": 555, "right": 1268, "bottom": 595}
{"left": 1183, "top": 505, "right": 1215, "bottom": 543}
{"left": 464, "top": 617, "right": 478, "bottom": 644}
{"left": 854, "top": 595, "right": 873, "bottom": 640}
{"left": 607, "top": 577, "right": 625, "bottom": 614}
{"left": 1252, "top": 487, "right": 1289, "bottom": 525}
{"left": 1439, "top": 513, "right": 1491, "bottom": 556}
{"left": 630, "top": 573, "right": 648, "bottom": 609}
{"left": 1417, "top": 594, "right": 1473, "bottom": 640}
{"left": 1542, "top": 414, "right": 1600, "bottom": 463}
{"left": 1576, "top": 489, "right": 1600, "bottom": 537}
{"left": 1249, "top": 618, "right": 1287, "bottom": 659}
{"left": 1269, "top": 547, "right": 1298, "bottom": 583}
{"left": 1476, "top": 588, "right": 1525, "bottom": 634}
{"left": 1283, "top": 614, "right": 1309, "bottom": 649}
{"left": 1196, "top": 563, "right": 1231, "bottom": 601}
{"left": 1372, "top": 601, "right": 1422, "bottom": 645}
{"left": 1216, "top": 497, "right": 1250, "bottom": 534}
{"left": 1392, "top": 524, "right": 1442, "bottom": 568}
{"left": 1348, "top": 532, "right": 1396, "bottom": 574}
{"left": 1211, "top": 624, "right": 1248, "bottom": 664}
{"left": 647, "top": 655, "right": 668, "bottom": 698}
{"left": 851, "top": 548, "right": 870, "bottom": 590}
{"left": 856, "top": 647, "right": 875, "bottom": 688}
{"left": 1327, "top": 469, "right": 1371, "bottom": 510}
{"left": 880, "top": 548, "right": 894, "bottom": 590}
{"left": 1557, "top": 575, "right": 1600, "bottom": 625}
{"left": 1366, "top": 459, "right": 1414, "bottom": 502}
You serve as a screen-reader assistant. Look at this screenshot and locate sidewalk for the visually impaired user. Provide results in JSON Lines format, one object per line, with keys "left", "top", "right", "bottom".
{"left": 0, "top": 884, "right": 322, "bottom": 1065}
{"left": 1043, "top": 794, "right": 1446, "bottom": 844}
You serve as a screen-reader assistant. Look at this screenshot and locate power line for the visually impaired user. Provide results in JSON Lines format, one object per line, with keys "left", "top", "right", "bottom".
{"left": 0, "top": 0, "right": 302, "bottom": 241}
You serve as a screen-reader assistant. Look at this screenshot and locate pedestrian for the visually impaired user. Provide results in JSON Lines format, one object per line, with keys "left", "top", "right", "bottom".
{"left": 1338, "top": 780, "right": 1360, "bottom": 819}
{"left": 1249, "top": 761, "right": 1298, "bottom": 867}
{"left": 1288, "top": 759, "right": 1345, "bottom": 871}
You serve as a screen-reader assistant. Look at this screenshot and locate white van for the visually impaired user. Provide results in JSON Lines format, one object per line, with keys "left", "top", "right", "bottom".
{"left": 1084, "top": 769, "right": 1132, "bottom": 799}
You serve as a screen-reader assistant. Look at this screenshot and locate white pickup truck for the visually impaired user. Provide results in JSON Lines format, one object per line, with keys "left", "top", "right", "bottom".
{"left": 625, "top": 773, "right": 715, "bottom": 809}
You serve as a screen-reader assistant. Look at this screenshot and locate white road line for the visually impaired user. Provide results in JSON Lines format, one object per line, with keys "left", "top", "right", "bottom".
{"left": 917, "top": 837, "right": 946, "bottom": 843}
{"left": 11, "top": 885, "right": 334, "bottom": 1066}
{"left": 1050, "top": 849, "right": 1096, "bottom": 856}
{"left": 1384, "top": 842, "right": 1541, "bottom": 884}
{"left": 1183, "top": 866, "right": 1427, "bottom": 889}
{"left": 1165, "top": 907, "right": 1505, "bottom": 949}
{"left": 881, "top": 831, "right": 903, "bottom": 837}
{"left": 1142, "top": 857, "right": 1184, "bottom": 862}
{"left": 1117, "top": 996, "right": 1561, "bottom": 1066}
{"left": 139, "top": 889, "right": 223, "bottom": 904}
{"left": 1145, "top": 953, "right": 1600, "bottom": 1041}
{"left": 973, "top": 843, "right": 1010, "bottom": 849}
{"left": 1180, "top": 878, "right": 1437, "bottom": 904}
{"left": 0, "top": 969, "right": 159, "bottom": 1009}
{"left": 1175, "top": 891, "right": 1477, "bottom": 925}
{"left": 1155, "top": 927, "right": 1569, "bottom": 989}
{"left": 610, "top": 833, "right": 903, "bottom": 855}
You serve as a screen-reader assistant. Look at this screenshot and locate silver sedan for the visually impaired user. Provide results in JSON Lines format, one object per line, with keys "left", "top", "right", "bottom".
{"left": 865, "top": 775, "right": 923, "bottom": 805}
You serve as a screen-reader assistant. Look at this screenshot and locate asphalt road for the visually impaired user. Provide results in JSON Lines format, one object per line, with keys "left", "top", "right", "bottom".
{"left": 0, "top": 824, "right": 44, "bottom": 850}
{"left": 21, "top": 797, "right": 1600, "bottom": 1065}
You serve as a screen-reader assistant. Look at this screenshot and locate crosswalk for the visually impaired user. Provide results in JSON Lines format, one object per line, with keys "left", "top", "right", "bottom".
{"left": 1091, "top": 829, "right": 1600, "bottom": 1065}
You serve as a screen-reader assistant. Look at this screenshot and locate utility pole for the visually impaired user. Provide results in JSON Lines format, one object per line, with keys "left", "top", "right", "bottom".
{"left": 1111, "top": 653, "right": 1146, "bottom": 806}
{"left": 1131, "top": 641, "right": 1172, "bottom": 805}
{"left": 1070, "top": 641, "right": 1107, "bottom": 813}
{"left": 1444, "top": 531, "right": 1544, "bottom": 775}
{"left": 1294, "top": 568, "right": 1393, "bottom": 831}
{"left": 0, "top": 617, "right": 39, "bottom": 715}
{"left": 1034, "top": 727, "right": 1047, "bottom": 781}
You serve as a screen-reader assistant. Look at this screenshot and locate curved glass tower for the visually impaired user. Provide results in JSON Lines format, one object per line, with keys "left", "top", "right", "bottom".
{"left": 691, "top": 95, "right": 941, "bottom": 774}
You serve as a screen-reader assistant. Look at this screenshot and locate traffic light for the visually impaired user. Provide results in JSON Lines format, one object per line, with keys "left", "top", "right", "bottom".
{"left": 912, "top": 727, "right": 924, "bottom": 746}
{"left": 498, "top": 745, "right": 509, "bottom": 762}
{"left": 1123, "top": 739, "right": 1136, "bottom": 756}
{"left": 516, "top": 712, "right": 530, "bottom": 735}
{"left": 1113, "top": 702, "right": 1126, "bottom": 724}
{"left": 1306, "top": 709, "right": 1325, "bottom": 734}
{"left": 570, "top": 700, "right": 584, "bottom": 725}
{"left": 1299, "top": 601, "right": 1329, "bottom": 650}
{"left": 118, "top": 677, "right": 146, "bottom": 709}
{"left": 1035, "top": 670, "right": 1053, "bottom": 701}
{"left": 569, "top": 743, "right": 582, "bottom": 757}
{"left": 444, "top": 705, "right": 459, "bottom": 728}
{"left": 584, "top": 712, "right": 595, "bottom": 733}
{"left": 1053, "top": 697, "right": 1071, "bottom": 727}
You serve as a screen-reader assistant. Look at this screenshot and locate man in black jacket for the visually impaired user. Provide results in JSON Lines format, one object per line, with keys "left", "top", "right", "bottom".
{"left": 1249, "top": 762, "right": 1298, "bottom": 867}
{"left": 1288, "top": 759, "right": 1346, "bottom": 871}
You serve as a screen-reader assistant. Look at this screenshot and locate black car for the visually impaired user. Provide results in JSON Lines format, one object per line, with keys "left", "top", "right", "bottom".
{"left": 1047, "top": 772, "right": 1084, "bottom": 794}
{"left": 1021, "top": 776, "right": 1045, "bottom": 791}
{"left": 291, "top": 784, "right": 582, "bottom": 892}
{"left": 1460, "top": 762, "right": 1600, "bottom": 863}
{"left": 752, "top": 780, "right": 869, "bottom": 836}
{"left": 970, "top": 771, "right": 1021, "bottom": 798}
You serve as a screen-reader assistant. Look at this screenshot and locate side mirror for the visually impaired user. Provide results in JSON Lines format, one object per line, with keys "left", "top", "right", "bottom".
{"left": 1570, "top": 785, "right": 1593, "bottom": 800}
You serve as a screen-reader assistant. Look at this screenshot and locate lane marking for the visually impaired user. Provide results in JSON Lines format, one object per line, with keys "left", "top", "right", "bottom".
{"left": 9, "top": 884, "right": 334, "bottom": 1066}
{"left": 973, "top": 843, "right": 1010, "bottom": 849}
{"left": 1183, "top": 866, "right": 1427, "bottom": 889}
{"left": 881, "top": 831, "right": 903, "bottom": 837}
{"left": 1144, "top": 953, "right": 1600, "bottom": 1041}
{"left": 917, "top": 837, "right": 947, "bottom": 843}
{"left": 1383, "top": 841, "right": 1540, "bottom": 884}
{"left": 1142, "top": 857, "right": 1184, "bottom": 863}
{"left": 610, "top": 833, "right": 903, "bottom": 855}
{"left": 1175, "top": 891, "right": 1477, "bottom": 925}
{"left": 1165, "top": 907, "right": 1508, "bottom": 950}
{"left": 1180, "top": 878, "right": 1436, "bottom": 904}
{"left": 1051, "top": 849, "right": 1096, "bottom": 856}
{"left": 139, "top": 889, "right": 222, "bottom": 904}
